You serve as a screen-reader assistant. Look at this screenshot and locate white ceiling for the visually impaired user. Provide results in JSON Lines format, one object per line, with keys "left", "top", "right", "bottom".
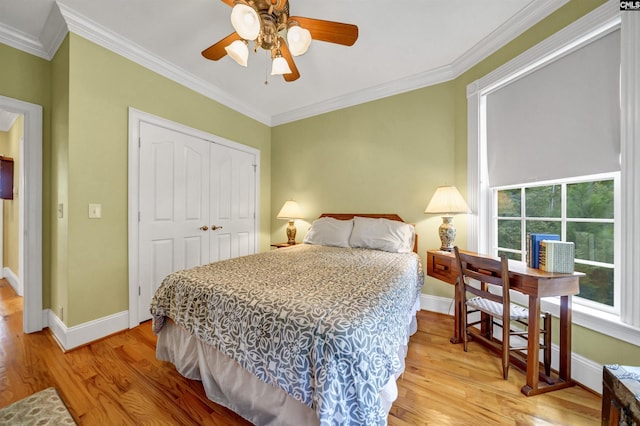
{"left": 0, "top": 0, "right": 567, "bottom": 126}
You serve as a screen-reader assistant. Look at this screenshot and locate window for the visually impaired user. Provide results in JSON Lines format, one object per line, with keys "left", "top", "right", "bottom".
{"left": 493, "top": 174, "right": 618, "bottom": 313}
{"left": 467, "top": 3, "right": 640, "bottom": 342}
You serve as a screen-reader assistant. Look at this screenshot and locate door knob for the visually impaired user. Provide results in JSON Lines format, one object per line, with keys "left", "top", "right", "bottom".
{"left": 200, "top": 225, "right": 209, "bottom": 231}
{"left": 211, "top": 225, "right": 223, "bottom": 231}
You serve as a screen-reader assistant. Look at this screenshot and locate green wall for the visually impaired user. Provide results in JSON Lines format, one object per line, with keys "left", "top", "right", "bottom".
{"left": 273, "top": 0, "right": 640, "bottom": 366}
{"left": 271, "top": 82, "right": 457, "bottom": 265}
{"left": 60, "top": 34, "right": 271, "bottom": 326}
{"left": 50, "top": 35, "right": 70, "bottom": 323}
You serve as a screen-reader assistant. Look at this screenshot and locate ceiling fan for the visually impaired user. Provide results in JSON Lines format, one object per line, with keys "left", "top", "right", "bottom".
{"left": 201, "top": 0, "right": 359, "bottom": 82}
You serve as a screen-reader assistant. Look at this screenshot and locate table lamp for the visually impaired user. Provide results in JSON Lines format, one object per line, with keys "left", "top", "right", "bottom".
{"left": 277, "top": 200, "right": 304, "bottom": 244}
{"left": 424, "top": 186, "right": 471, "bottom": 251}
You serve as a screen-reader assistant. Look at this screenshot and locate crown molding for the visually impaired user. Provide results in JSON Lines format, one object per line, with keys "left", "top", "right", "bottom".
{"left": 273, "top": 0, "right": 568, "bottom": 126}
{"left": 0, "top": 1, "right": 67, "bottom": 61}
{"left": 271, "top": 64, "right": 455, "bottom": 126}
{"left": 2, "top": 0, "right": 570, "bottom": 126}
{"left": 40, "top": 2, "right": 68, "bottom": 60}
{"left": 472, "top": 0, "right": 620, "bottom": 96}
{"left": 0, "top": 22, "right": 50, "bottom": 60}
{"left": 57, "top": 3, "right": 271, "bottom": 126}
{"left": 450, "top": 0, "right": 569, "bottom": 78}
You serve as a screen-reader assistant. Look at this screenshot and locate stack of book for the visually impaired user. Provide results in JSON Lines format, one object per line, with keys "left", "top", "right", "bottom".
{"left": 539, "top": 240, "right": 575, "bottom": 273}
{"left": 526, "top": 233, "right": 560, "bottom": 268}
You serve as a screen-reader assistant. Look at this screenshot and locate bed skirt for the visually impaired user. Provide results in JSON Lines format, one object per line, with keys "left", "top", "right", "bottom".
{"left": 156, "top": 297, "right": 420, "bottom": 425}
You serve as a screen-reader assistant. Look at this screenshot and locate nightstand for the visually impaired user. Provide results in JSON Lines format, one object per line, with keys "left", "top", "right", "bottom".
{"left": 271, "top": 242, "right": 296, "bottom": 249}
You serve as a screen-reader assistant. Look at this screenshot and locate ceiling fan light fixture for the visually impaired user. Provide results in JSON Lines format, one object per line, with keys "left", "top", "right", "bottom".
{"left": 224, "top": 40, "right": 249, "bottom": 66}
{"left": 230, "top": 3, "right": 260, "bottom": 41}
{"left": 287, "top": 24, "right": 311, "bottom": 56}
{"left": 271, "top": 54, "right": 292, "bottom": 75}
{"left": 202, "top": 0, "right": 359, "bottom": 83}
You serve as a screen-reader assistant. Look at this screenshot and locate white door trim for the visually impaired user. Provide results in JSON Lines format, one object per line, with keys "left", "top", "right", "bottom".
{"left": 127, "top": 108, "right": 260, "bottom": 328}
{"left": 0, "top": 96, "right": 43, "bottom": 333}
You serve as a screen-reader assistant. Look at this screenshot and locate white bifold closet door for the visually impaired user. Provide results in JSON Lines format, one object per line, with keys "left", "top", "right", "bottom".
{"left": 137, "top": 122, "right": 256, "bottom": 323}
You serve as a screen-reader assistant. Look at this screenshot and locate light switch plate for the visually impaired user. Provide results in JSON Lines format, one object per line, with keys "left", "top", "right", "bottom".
{"left": 88, "top": 203, "right": 102, "bottom": 219}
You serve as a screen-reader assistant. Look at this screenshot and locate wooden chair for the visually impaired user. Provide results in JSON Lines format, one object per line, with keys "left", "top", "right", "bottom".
{"left": 453, "top": 247, "right": 552, "bottom": 380}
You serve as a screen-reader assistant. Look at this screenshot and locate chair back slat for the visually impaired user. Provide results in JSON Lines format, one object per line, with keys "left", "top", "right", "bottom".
{"left": 462, "top": 268, "right": 504, "bottom": 287}
{"left": 454, "top": 248, "right": 510, "bottom": 303}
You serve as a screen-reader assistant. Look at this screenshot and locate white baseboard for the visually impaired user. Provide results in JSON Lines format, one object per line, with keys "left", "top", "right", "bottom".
{"left": 419, "top": 294, "right": 603, "bottom": 394}
{"left": 45, "top": 309, "right": 129, "bottom": 351}
{"left": 420, "top": 293, "right": 456, "bottom": 316}
{"left": 3, "top": 267, "right": 21, "bottom": 296}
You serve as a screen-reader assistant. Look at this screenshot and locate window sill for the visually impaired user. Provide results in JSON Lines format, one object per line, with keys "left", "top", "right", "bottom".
{"left": 510, "top": 293, "right": 640, "bottom": 347}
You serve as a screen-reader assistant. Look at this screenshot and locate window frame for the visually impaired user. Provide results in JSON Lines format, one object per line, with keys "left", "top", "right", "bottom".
{"left": 491, "top": 173, "right": 620, "bottom": 315}
{"left": 466, "top": 3, "right": 640, "bottom": 346}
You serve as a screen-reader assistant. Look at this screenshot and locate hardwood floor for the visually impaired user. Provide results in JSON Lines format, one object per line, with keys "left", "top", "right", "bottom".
{"left": 0, "top": 279, "right": 601, "bottom": 425}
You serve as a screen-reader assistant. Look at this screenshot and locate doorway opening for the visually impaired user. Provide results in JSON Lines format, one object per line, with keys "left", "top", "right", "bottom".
{"left": 0, "top": 96, "right": 43, "bottom": 334}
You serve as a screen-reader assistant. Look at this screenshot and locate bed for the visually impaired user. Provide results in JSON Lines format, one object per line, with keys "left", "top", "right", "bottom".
{"left": 150, "top": 213, "right": 424, "bottom": 425}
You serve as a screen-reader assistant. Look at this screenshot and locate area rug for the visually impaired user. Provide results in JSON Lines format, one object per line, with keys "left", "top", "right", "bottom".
{"left": 0, "top": 387, "right": 76, "bottom": 425}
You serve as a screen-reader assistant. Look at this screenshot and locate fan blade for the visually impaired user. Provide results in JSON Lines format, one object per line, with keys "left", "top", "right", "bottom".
{"left": 288, "top": 16, "right": 358, "bottom": 46}
{"left": 279, "top": 38, "right": 300, "bottom": 82}
{"left": 201, "top": 32, "right": 242, "bottom": 61}
{"left": 220, "top": 0, "right": 235, "bottom": 7}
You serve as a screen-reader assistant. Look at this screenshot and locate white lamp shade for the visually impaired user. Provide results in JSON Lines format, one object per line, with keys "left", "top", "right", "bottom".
{"left": 424, "top": 186, "right": 471, "bottom": 215}
{"left": 230, "top": 3, "right": 260, "bottom": 41}
{"left": 287, "top": 25, "right": 312, "bottom": 56}
{"left": 225, "top": 40, "right": 249, "bottom": 66}
{"left": 277, "top": 200, "right": 303, "bottom": 219}
{"left": 271, "top": 56, "right": 292, "bottom": 75}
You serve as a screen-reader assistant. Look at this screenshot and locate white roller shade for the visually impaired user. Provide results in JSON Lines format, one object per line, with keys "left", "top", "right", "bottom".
{"left": 486, "top": 29, "right": 620, "bottom": 187}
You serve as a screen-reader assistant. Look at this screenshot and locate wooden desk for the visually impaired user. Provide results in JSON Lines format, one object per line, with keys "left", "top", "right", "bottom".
{"left": 427, "top": 249, "right": 583, "bottom": 396}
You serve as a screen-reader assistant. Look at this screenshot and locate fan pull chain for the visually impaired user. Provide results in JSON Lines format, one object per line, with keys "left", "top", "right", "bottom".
{"left": 264, "top": 50, "right": 270, "bottom": 85}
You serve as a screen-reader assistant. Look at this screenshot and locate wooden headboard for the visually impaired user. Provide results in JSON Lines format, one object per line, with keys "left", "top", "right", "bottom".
{"left": 320, "top": 213, "right": 404, "bottom": 222}
{"left": 319, "top": 213, "right": 418, "bottom": 253}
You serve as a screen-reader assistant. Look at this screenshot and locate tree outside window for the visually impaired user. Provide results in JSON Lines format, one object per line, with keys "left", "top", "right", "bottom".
{"left": 495, "top": 177, "right": 615, "bottom": 308}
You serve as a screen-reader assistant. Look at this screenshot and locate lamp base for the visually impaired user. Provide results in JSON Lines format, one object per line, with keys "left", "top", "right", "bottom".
{"left": 286, "top": 220, "right": 297, "bottom": 245}
{"left": 438, "top": 216, "right": 456, "bottom": 251}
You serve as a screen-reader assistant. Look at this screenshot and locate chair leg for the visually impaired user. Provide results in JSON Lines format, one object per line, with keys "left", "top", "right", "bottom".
{"left": 485, "top": 314, "right": 493, "bottom": 340}
{"left": 543, "top": 312, "right": 552, "bottom": 377}
{"left": 502, "top": 319, "right": 510, "bottom": 380}
{"left": 462, "top": 303, "right": 469, "bottom": 352}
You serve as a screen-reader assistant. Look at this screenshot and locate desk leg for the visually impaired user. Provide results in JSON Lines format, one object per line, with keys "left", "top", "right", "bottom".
{"left": 450, "top": 277, "right": 463, "bottom": 344}
{"left": 521, "top": 294, "right": 575, "bottom": 396}
{"left": 559, "top": 295, "right": 572, "bottom": 381}
{"left": 522, "top": 295, "right": 541, "bottom": 395}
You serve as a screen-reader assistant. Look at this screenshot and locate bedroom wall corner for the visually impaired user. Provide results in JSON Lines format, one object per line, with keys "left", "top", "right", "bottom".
{"left": 271, "top": 81, "right": 458, "bottom": 302}
{"left": 50, "top": 34, "right": 70, "bottom": 325}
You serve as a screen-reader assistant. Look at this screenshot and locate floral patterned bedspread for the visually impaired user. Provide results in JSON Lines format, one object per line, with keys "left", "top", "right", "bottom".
{"left": 151, "top": 244, "right": 423, "bottom": 425}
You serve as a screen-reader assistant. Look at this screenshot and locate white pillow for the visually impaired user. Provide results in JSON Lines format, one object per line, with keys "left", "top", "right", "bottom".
{"left": 349, "top": 216, "right": 415, "bottom": 253}
{"left": 303, "top": 217, "right": 353, "bottom": 248}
